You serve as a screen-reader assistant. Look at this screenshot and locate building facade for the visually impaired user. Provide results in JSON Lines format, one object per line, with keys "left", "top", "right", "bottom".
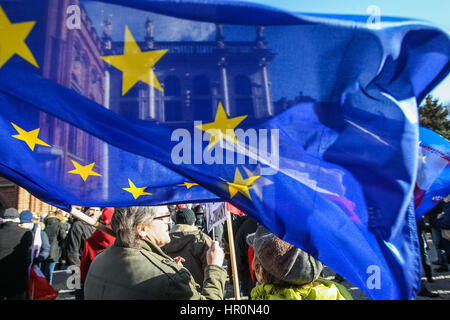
{"left": 0, "top": 3, "right": 277, "bottom": 214}
{"left": 106, "top": 20, "right": 275, "bottom": 123}
{"left": 0, "top": 0, "right": 105, "bottom": 215}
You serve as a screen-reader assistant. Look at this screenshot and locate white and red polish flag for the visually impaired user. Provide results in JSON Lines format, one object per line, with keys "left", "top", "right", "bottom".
{"left": 28, "top": 223, "right": 58, "bottom": 300}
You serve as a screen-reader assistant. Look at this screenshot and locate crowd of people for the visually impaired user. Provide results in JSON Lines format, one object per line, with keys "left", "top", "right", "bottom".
{"left": 1, "top": 196, "right": 450, "bottom": 300}
{"left": 416, "top": 195, "right": 450, "bottom": 297}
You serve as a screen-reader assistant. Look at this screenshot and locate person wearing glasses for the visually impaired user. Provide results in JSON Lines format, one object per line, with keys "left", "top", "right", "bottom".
{"left": 84, "top": 206, "right": 226, "bottom": 300}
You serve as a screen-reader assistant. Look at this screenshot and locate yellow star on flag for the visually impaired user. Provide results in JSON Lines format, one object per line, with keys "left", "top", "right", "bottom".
{"left": 243, "top": 165, "right": 273, "bottom": 201}
{"left": 195, "top": 102, "right": 247, "bottom": 150}
{"left": 123, "top": 179, "right": 152, "bottom": 199}
{"left": 227, "top": 168, "right": 260, "bottom": 200}
{"left": 100, "top": 25, "right": 168, "bottom": 96}
{"left": 422, "top": 155, "right": 427, "bottom": 163}
{"left": 0, "top": 6, "right": 39, "bottom": 68}
{"left": 177, "top": 182, "right": 199, "bottom": 189}
{"left": 68, "top": 160, "right": 102, "bottom": 181}
{"left": 11, "top": 122, "right": 50, "bottom": 151}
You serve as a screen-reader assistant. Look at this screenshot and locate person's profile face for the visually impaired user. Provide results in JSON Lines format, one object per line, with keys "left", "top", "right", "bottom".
{"left": 88, "top": 207, "right": 101, "bottom": 218}
{"left": 147, "top": 212, "right": 172, "bottom": 247}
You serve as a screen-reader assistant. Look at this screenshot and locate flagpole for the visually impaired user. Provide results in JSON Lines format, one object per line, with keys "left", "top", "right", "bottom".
{"left": 225, "top": 209, "right": 240, "bottom": 300}
{"left": 31, "top": 276, "right": 35, "bottom": 300}
{"left": 66, "top": 207, "right": 115, "bottom": 237}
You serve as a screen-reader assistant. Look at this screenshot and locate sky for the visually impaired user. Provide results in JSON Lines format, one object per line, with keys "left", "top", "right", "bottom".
{"left": 243, "top": 0, "right": 450, "bottom": 105}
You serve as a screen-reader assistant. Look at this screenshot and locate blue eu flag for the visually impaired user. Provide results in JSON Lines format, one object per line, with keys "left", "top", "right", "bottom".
{"left": 0, "top": 0, "right": 449, "bottom": 299}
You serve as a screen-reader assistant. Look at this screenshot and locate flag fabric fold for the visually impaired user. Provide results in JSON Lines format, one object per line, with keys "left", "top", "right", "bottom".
{"left": 415, "top": 127, "right": 450, "bottom": 218}
{"left": 0, "top": 0, "right": 449, "bottom": 299}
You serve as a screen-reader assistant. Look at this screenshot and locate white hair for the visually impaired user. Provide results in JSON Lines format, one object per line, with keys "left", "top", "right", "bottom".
{"left": 111, "top": 206, "right": 168, "bottom": 248}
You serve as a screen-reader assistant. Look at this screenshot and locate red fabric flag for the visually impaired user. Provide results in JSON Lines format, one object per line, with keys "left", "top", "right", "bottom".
{"left": 248, "top": 246, "right": 255, "bottom": 284}
{"left": 226, "top": 202, "right": 244, "bottom": 215}
{"left": 29, "top": 264, "right": 58, "bottom": 300}
{"left": 28, "top": 224, "right": 58, "bottom": 300}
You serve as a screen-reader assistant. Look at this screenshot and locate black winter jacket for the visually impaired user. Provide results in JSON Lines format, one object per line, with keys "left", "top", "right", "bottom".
{"left": 0, "top": 222, "right": 33, "bottom": 298}
{"left": 44, "top": 217, "right": 67, "bottom": 262}
{"left": 65, "top": 220, "right": 95, "bottom": 265}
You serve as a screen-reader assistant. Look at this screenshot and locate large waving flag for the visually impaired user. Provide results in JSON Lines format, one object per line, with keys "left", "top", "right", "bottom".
{"left": 0, "top": 0, "right": 449, "bottom": 299}
{"left": 415, "top": 127, "right": 450, "bottom": 218}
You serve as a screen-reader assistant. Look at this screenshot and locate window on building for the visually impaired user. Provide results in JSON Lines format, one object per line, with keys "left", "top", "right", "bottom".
{"left": 81, "top": 53, "right": 90, "bottom": 92}
{"left": 192, "top": 75, "right": 212, "bottom": 121}
{"left": 163, "top": 76, "right": 183, "bottom": 122}
{"left": 164, "top": 101, "right": 183, "bottom": 122}
{"left": 44, "top": 114, "right": 54, "bottom": 146}
{"left": 68, "top": 126, "right": 78, "bottom": 155}
{"left": 164, "top": 76, "right": 181, "bottom": 96}
{"left": 119, "top": 85, "right": 140, "bottom": 119}
{"left": 234, "top": 74, "right": 254, "bottom": 117}
{"left": 193, "top": 75, "right": 210, "bottom": 96}
{"left": 71, "top": 74, "right": 82, "bottom": 94}
{"left": 120, "top": 101, "right": 140, "bottom": 119}
{"left": 71, "top": 40, "right": 83, "bottom": 93}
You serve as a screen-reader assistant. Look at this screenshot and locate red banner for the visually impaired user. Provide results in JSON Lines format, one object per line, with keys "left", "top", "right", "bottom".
{"left": 29, "top": 264, "right": 58, "bottom": 300}
{"left": 226, "top": 202, "right": 244, "bottom": 215}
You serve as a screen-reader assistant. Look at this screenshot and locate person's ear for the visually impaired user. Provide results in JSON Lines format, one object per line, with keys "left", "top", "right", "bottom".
{"left": 136, "top": 222, "right": 148, "bottom": 238}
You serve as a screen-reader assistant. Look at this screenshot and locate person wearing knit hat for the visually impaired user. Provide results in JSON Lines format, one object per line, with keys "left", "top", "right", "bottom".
{"left": 0, "top": 208, "right": 33, "bottom": 299}
{"left": 162, "top": 207, "right": 214, "bottom": 289}
{"left": 175, "top": 207, "right": 196, "bottom": 225}
{"left": 18, "top": 210, "right": 35, "bottom": 229}
{"left": 18, "top": 210, "right": 51, "bottom": 270}
{"left": 84, "top": 206, "right": 226, "bottom": 299}
{"left": 247, "top": 225, "right": 352, "bottom": 300}
{"left": 1, "top": 207, "right": 20, "bottom": 223}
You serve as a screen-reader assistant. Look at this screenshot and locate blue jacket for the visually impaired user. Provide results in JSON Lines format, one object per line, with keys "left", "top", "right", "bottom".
{"left": 37, "top": 230, "right": 51, "bottom": 263}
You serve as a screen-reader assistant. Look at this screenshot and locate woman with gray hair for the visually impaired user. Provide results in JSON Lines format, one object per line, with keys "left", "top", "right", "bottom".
{"left": 84, "top": 206, "right": 227, "bottom": 299}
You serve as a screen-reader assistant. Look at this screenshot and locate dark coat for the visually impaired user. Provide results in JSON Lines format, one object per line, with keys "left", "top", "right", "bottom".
{"left": 435, "top": 202, "right": 450, "bottom": 230}
{"left": 84, "top": 238, "right": 227, "bottom": 300}
{"left": 44, "top": 216, "right": 67, "bottom": 262}
{"left": 0, "top": 222, "right": 33, "bottom": 298}
{"left": 162, "top": 224, "right": 212, "bottom": 289}
{"left": 234, "top": 216, "right": 258, "bottom": 293}
{"left": 65, "top": 220, "right": 95, "bottom": 266}
{"left": 425, "top": 200, "right": 446, "bottom": 227}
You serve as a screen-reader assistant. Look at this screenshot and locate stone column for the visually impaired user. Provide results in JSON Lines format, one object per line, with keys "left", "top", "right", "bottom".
{"left": 218, "top": 56, "right": 231, "bottom": 115}
{"left": 256, "top": 26, "right": 266, "bottom": 49}
{"left": 149, "top": 71, "right": 156, "bottom": 119}
{"left": 215, "top": 24, "right": 225, "bottom": 49}
{"left": 145, "top": 17, "right": 155, "bottom": 49}
{"left": 259, "top": 57, "right": 273, "bottom": 117}
{"left": 101, "top": 12, "right": 112, "bottom": 200}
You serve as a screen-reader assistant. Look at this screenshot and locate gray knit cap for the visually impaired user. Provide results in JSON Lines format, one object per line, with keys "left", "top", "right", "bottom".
{"left": 247, "top": 225, "right": 323, "bottom": 285}
{"left": 1, "top": 208, "right": 19, "bottom": 219}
